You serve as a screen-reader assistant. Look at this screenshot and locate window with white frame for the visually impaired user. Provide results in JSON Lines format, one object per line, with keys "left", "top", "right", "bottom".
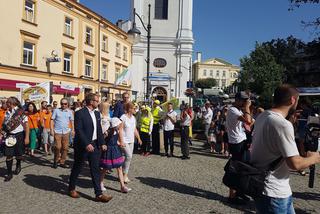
{"left": 63, "top": 53, "right": 72, "bottom": 73}
{"left": 203, "top": 69, "right": 207, "bottom": 76}
{"left": 85, "top": 59, "right": 92, "bottom": 77}
{"left": 115, "top": 67, "right": 120, "bottom": 80}
{"left": 102, "top": 35, "right": 108, "bottom": 51}
{"left": 25, "top": 0, "right": 35, "bottom": 23}
{"left": 221, "top": 79, "right": 226, "bottom": 88}
{"left": 116, "top": 42, "right": 121, "bottom": 57}
{"left": 102, "top": 64, "right": 108, "bottom": 81}
{"left": 223, "top": 70, "right": 226, "bottom": 77}
{"left": 155, "top": 0, "right": 168, "bottom": 20}
{"left": 123, "top": 46, "right": 128, "bottom": 60}
{"left": 85, "top": 27, "right": 92, "bottom": 45}
{"left": 64, "top": 17, "right": 72, "bottom": 36}
{"left": 23, "top": 41, "right": 34, "bottom": 66}
{"left": 210, "top": 70, "right": 213, "bottom": 76}
{"left": 216, "top": 70, "right": 220, "bottom": 77}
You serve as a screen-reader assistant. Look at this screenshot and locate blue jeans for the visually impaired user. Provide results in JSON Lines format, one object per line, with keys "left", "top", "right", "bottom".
{"left": 255, "top": 195, "right": 295, "bottom": 214}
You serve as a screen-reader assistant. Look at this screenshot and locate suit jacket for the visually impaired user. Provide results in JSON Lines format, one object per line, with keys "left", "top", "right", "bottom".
{"left": 74, "top": 107, "right": 105, "bottom": 149}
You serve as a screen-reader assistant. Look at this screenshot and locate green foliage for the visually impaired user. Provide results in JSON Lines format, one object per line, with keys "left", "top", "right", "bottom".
{"left": 195, "top": 78, "right": 217, "bottom": 89}
{"left": 238, "top": 43, "right": 284, "bottom": 108}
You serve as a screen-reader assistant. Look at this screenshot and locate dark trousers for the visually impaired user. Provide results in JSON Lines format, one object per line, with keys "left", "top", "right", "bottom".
{"left": 164, "top": 130, "right": 174, "bottom": 154}
{"left": 181, "top": 126, "right": 190, "bottom": 157}
{"left": 69, "top": 143, "right": 102, "bottom": 197}
{"left": 140, "top": 131, "right": 151, "bottom": 153}
{"left": 229, "top": 141, "right": 250, "bottom": 162}
{"left": 152, "top": 124, "right": 160, "bottom": 154}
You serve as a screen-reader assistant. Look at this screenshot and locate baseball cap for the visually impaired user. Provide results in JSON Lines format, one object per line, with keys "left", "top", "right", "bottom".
{"left": 235, "top": 91, "right": 250, "bottom": 100}
{"left": 154, "top": 100, "right": 160, "bottom": 105}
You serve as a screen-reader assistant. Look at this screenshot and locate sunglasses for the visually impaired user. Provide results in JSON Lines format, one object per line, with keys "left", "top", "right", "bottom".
{"left": 61, "top": 103, "right": 68, "bottom": 105}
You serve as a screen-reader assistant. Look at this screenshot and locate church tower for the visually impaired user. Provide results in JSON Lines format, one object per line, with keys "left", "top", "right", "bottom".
{"left": 129, "top": 0, "right": 194, "bottom": 102}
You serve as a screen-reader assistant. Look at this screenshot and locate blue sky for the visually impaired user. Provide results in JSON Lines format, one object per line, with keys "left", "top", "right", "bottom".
{"left": 81, "top": 0, "right": 319, "bottom": 65}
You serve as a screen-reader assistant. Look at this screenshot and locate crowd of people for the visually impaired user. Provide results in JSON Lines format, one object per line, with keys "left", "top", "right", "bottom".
{"left": 0, "top": 85, "right": 320, "bottom": 212}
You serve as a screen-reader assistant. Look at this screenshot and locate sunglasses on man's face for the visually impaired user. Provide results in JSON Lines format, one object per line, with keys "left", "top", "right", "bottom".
{"left": 61, "top": 103, "right": 68, "bottom": 106}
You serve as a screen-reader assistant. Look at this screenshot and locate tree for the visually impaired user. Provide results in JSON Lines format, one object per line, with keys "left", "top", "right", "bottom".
{"left": 290, "top": 0, "right": 320, "bottom": 34}
{"left": 195, "top": 78, "right": 217, "bottom": 89}
{"left": 238, "top": 43, "right": 284, "bottom": 108}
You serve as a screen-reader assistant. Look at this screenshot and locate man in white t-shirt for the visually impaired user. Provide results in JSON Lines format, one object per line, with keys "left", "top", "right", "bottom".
{"left": 225, "top": 91, "right": 253, "bottom": 205}
{"left": 251, "top": 85, "right": 320, "bottom": 214}
{"left": 163, "top": 103, "right": 177, "bottom": 157}
{"left": 202, "top": 101, "right": 213, "bottom": 144}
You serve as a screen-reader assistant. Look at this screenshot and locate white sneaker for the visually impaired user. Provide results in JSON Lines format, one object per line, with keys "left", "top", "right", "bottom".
{"left": 124, "top": 177, "right": 131, "bottom": 183}
{"left": 121, "top": 186, "right": 132, "bottom": 193}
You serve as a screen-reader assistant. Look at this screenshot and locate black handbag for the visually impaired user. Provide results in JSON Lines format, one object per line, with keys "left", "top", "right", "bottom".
{"left": 222, "top": 157, "right": 282, "bottom": 198}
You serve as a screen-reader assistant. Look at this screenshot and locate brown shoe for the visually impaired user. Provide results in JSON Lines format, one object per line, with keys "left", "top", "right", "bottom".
{"left": 69, "top": 190, "right": 80, "bottom": 198}
{"left": 96, "top": 194, "right": 112, "bottom": 203}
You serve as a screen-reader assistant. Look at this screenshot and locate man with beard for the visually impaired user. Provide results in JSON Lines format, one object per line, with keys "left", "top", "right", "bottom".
{"left": 251, "top": 85, "right": 320, "bottom": 213}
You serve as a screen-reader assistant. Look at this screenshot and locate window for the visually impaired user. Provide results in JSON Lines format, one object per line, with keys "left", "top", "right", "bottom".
{"left": 102, "top": 64, "right": 107, "bottom": 81}
{"left": 210, "top": 70, "right": 213, "bottom": 76}
{"left": 25, "top": 0, "right": 35, "bottom": 23}
{"left": 116, "top": 42, "right": 121, "bottom": 57}
{"left": 63, "top": 53, "right": 72, "bottom": 73}
{"left": 223, "top": 70, "right": 226, "bottom": 77}
{"left": 102, "top": 35, "right": 108, "bottom": 51}
{"left": 221, "top": 79, "right": 226, "bottom": 88}
{"left": 64, "top": 17, "right": 72, "bottom": 36}
{"left": 23, "top": 41, "right": 34, "bottom": 66}
{"left": 155, "top": 0, "right": 168, "bottom": 20}
{"left": 85, "top": 27, "right": 92, "bottom": 45}
{"left": 85, "top": 59, "right": 92, "bottom": 77}
{"left": 203, "top": 69, "right": 207, "bottom": 76}
{"left": 216, "top": 70, "right": 220, "bottom": 77}
{"left": 123, "top": 46, "right": 128, "bottom": 60}
{"left": 115, "top": 67, "right": 120, "bottom": 80}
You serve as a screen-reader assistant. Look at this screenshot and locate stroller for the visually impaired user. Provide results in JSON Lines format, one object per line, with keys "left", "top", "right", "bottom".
{"left": 304, "top": 117, "right": 320, "bottom": 188}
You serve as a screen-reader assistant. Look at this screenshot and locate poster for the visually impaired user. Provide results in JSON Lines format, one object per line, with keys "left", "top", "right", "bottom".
{"left": 21, "top": 82, "right": 51, "bottom": 104}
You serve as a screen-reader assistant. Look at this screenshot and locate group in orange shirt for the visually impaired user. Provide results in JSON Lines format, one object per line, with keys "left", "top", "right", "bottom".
{"left": 40, "top": 105, "right": 53, "bottom": 155}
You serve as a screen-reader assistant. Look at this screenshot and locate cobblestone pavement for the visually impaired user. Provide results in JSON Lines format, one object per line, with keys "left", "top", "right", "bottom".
{"left": 0, "top": 139, "right": 319, "bottom": 214}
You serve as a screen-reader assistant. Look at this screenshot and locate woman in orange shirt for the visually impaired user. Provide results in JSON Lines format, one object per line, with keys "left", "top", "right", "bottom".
{"left": 0, "top": 101, "right": 7, "bottom": 128}
{"left": 41, "top": 105, "right": 53, "bottom": 156}
{"left": 27, "top": 102, "right": 40, "bottom": 157}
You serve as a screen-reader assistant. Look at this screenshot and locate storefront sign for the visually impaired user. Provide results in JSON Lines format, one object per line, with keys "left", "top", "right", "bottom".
{"left": 153, "top": 58, "right": 167, "bottom": 68}
{"left": 151, "top": 81, "right": 169, "bottom": 86}
{"left": 60, "top": 83, "right": 75, "bottom": 91}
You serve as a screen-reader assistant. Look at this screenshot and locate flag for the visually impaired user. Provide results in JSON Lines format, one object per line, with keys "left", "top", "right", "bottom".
{"left": 114, "top": 65, "right": 133, "bottom": 86}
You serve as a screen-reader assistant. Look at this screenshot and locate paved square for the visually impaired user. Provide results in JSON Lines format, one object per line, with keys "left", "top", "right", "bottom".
{"left": 0, "top": 140, "right": 319, "bottom": 214}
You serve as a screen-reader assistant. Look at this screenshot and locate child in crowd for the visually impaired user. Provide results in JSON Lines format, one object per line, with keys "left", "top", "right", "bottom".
{"left": 100, "top": 118, "right": 131, "bottom": 193}
{"left": 208, "top": 121, "right": 217, "bottom": 153}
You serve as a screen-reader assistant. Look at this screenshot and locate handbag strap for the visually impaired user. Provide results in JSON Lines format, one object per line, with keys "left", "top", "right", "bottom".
{"left": 268, "top": 156, "right": 283, "bottom": 171}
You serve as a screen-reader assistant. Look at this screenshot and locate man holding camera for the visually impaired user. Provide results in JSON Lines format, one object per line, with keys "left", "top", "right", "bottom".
{"left": 225, "top": 91, "right": 253, "bottom": 204}
{"left": 251, "top": 85, "right": 320, "bottom": 213}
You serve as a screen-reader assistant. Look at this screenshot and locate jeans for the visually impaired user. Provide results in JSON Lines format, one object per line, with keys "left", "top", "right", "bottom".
{"left": 255, "top": 195, "right": 295, "bottom": 214}
{"left": 140, "top": 132, "right": 151, "bottom": 153}
{"left": 164, "top": 130, "right": 174, "bottom": 154}
{"left": 123, "top": 142, "right": 134, "bottom": 174}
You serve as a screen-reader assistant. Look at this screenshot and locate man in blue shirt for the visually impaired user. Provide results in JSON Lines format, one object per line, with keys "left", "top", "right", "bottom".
{"left": 113, "top": 92, "right": 130, "bottom": 118}
{"left": 51, "top": 98, "right": 74, "bottom": 168}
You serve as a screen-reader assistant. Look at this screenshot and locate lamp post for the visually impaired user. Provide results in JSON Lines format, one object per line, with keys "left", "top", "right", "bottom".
{"left": 177, "top": 70, "right": 183, "bottom": 97}
{"left": 128, "top": 4, "right": 151, "bottom": 102}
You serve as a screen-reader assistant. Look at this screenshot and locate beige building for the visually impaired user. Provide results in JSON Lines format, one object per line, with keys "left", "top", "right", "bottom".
{"left": 0, "top": 0, "right": 132, "bottom": 102}
{"left": 193, "top": 54, "right": 240, "bottom": 89}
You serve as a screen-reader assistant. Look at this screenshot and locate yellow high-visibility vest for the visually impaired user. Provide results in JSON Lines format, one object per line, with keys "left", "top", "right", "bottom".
{"left": 140, "top": 116, "right": 151, "bottom": 133}
{"left": 152, "top": 106, "right": 161, "bottom": 125}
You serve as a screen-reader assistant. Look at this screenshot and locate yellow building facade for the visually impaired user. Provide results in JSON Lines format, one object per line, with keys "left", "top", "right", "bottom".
{"left": 0, "top": 0, "right": 132, "bottom": 102}
{"left": 193, "top": 58, "right": 240, "bottom": 89}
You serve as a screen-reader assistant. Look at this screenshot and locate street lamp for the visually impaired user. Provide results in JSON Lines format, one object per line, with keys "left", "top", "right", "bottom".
{"left": 177, "top": 70, "right": 183, "bottom": 97}
{"left": 128, "top": 4, "right": 151, "bottom": 102}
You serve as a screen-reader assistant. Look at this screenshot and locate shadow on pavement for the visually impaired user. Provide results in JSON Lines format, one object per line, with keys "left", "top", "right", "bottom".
{"left": 293, "top": 191, "right": 320, "bottom": 201}
{"left": 23, "top": 174, "right": 95, "bottom": 201}
{"left": 295, "top": 207, "right": 316, "bottom": 214}
{"left": 136, "top": 176, "right": 223, "bottom": 201}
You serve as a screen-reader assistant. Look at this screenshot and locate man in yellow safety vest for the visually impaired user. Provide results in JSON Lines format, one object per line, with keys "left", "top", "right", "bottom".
{"left": 151, "top": 100, "right": 163, "bottom": 155}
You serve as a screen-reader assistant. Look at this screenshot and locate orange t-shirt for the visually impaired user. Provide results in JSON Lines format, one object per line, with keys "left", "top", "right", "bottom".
{"left": 42, "top": 112, "right": 52, "bottom": 129}
{"left": 0, "top": 109, "right": 6, "bottom": 127}
{"left": 28, "top": 113, "right": 40, "bottom": 129}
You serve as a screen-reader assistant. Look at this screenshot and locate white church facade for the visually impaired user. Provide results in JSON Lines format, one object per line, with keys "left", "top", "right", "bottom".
{"left": 121, "top": 0, "right": 194, "bottom": 102}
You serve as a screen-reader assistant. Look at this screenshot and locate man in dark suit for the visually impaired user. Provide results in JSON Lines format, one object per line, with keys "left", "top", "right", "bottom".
{"left": 68, "top": 93, "right": 112, "bottom": 202}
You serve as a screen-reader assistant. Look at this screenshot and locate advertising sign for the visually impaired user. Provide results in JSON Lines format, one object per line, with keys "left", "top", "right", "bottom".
{"left": 21, "top": 82, "right": 51, "bottom": 104}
